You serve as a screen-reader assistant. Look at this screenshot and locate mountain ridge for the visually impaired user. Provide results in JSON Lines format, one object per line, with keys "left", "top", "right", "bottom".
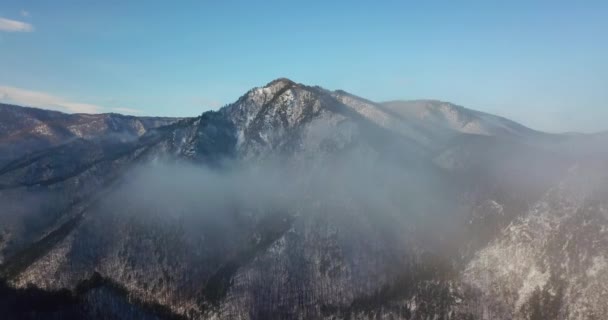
{"left": 0, "top": 79, "right": 606, "bottom": 319}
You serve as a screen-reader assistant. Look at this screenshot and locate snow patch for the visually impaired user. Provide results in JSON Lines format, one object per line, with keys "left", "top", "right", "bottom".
{"left": 587, "top": 256, "right": 607, "bottom": 278}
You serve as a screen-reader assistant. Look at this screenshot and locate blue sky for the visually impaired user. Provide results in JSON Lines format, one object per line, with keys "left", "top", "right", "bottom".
{"left": 0, "top": 1, "right": 606, "bottom": 133}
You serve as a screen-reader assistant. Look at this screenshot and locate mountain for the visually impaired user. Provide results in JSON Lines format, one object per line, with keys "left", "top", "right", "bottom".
{"left": 380, "top": 100, "right": 539, "bottom": 138}
{"left": 0, "top": 79, "right": 606, "bottom": 319}
{"left": 0, "top": 103, "right": 181, "bottom": 166}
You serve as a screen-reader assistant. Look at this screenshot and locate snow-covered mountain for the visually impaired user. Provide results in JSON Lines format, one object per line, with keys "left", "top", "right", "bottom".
{"left": 381, "top": 100, "right": 538, "bottom": 138}
{"left": 0, "top": 79, "right": 606, "bottom": 319}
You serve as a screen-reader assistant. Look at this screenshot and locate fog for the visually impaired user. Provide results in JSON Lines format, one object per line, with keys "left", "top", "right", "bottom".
{"left": 92, "top": 148, "right": 465, "bottom": 261}
{"left": 2, "top": 114, "right": 606, "bottom": 319}
{"left": 72, "top": 126, "right": 600, "bottom": 271}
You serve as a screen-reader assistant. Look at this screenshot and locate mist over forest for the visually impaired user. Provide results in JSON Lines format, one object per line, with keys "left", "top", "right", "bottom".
{"left": 0, "top": 79, "right": 607, "bottom": 319}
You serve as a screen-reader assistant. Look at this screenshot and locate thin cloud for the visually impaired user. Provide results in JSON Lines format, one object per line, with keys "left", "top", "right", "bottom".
{"left": 21, "top": 10, "right": 30, "bottom": 18}
{"left": 196, "top": 98, "right": 223, "bottom": 109}
{"left": 0, "top": 17, "right": 34, "bottom": 32}
{"left": 0, "top": 85, "right": 104, "bottom": 113}
{"left": 111, "top": 107, "right": 144, "bottom": 115}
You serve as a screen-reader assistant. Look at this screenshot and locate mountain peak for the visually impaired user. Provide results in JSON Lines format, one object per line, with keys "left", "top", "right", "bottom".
{"left": 265, "top": 77, "right": 296, "bottom": 88}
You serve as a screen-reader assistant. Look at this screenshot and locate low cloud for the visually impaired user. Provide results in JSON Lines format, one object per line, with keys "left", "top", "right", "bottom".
{"left": 0, "top": 17, "right": 33, "bottom": 32}
{"left": 0, "top": 85, "right": 104, "bottom": 113}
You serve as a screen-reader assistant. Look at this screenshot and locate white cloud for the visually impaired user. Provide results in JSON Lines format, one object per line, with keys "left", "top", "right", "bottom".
{"left": 0, "top": 85, "right": 104, "bottom": 113}
{"left": 0, "top": 85, "right": 145, "bottom": 115}
{"left": 21, "top": 10, "right": 30, "bottom": 18}
{"left": 0, "top": 17, "right": 34, "bottom": 32}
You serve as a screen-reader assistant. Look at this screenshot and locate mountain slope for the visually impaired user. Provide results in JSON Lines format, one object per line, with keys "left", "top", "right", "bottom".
{"left": 0, "top": 103, "right": 181, "bottom": 166}
{"left": 381, "top": 100, "right": 539, "bottom": 138}
{"left": 0, "top": 79, "right": 606, "bottom": 320}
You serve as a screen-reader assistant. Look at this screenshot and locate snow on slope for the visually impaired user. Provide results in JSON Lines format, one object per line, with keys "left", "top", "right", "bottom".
{"left": 381, "top": 100, "right": 538, "bottom": 138}
{"left": 1, "top": 78, "right": 606, "bottom": 320}
{"left": 464, "top": 162, "right": 608, "bottom": 319}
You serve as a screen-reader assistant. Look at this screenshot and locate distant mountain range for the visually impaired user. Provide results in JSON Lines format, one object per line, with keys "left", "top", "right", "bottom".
{"left": 0, "top": 103, "right": 181, "bottom": 166}
{"left": 0, "top": 79, "right": 606, "bottom": 319}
